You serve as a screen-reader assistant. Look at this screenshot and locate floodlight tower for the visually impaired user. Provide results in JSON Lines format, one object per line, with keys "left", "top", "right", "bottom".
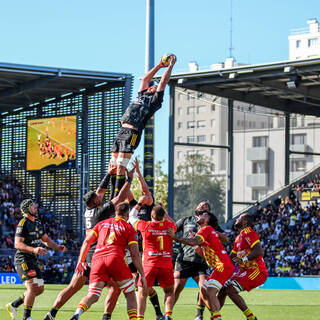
{"left": 143, "top": 0, "right": 155, "bottom": 194}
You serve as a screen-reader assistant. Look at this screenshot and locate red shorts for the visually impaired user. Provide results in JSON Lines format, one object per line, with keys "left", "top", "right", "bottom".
{"left": 138, "top": 266, "right": 174, "bottom": 288}
{"left": 89, "top": 255, "right": 132, "bottom": 284}
{"left": 232, "top": 268, "right": 267, "bottom": 292}
{"left": 206, "top": 263, "right": 234, "bottom": 290}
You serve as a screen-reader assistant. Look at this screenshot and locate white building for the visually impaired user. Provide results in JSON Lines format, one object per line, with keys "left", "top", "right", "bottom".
{"left": 173, "top": 19, "right": 320, "bottom": 217}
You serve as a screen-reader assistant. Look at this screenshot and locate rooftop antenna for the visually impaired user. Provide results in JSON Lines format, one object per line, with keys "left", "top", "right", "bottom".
{"left": 229, "top": 0, "right": 234, "bottom": 58}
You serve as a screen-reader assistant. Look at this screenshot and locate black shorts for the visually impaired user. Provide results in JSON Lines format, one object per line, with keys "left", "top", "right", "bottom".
{"left": 15, "top": 258, "right": 42, "bottom": 282}
{"left": 84, "top": 251, "right": 93, "bottom": 278}
{"left": 111, "top": 127, "right": 141, "bottom": 154}
{"left": 174, "top": 260, "right": 210, "bottom": 279}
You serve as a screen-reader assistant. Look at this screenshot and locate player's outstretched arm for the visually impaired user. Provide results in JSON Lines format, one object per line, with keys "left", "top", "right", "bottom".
{"left": 112, "top": 165, "right": 135, "bottom": 206}
{"left": 139, "top": 58, "right": 167, "bottom": 92}
{"left": 41, "top": 234, "right": 66, "bottom": 252}
{"left": 134, "top": 158, "right": 152, "bottom": 200}
{"left": 167, "top": 227, "right": 203, "bottom": 247}
{"left": 157, "top": 55, "right": 177, "bottom": 92}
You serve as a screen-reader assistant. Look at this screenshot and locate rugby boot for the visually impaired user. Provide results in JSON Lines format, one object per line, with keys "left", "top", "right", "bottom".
{"left": 164, "top": 316, "right": 173, "bottom": 320}
{"left": 69, "top": 315, "right": 80, "bottom": 320}
{"left": 6, "top": 303, "right": 18, "bottom": 320}
{"left": 156, "top": 315, "right": 164, "bottom": 320}
{"left": 44, "top": 312, "right": 55, "bottom": 320}
{"left": 194, "top": 316, "right": 203, "bottom": 320}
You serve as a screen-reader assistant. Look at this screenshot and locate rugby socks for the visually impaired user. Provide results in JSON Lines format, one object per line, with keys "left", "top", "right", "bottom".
{"left": 243, "top": 308, "right": 255, "bottom": 320}
{"left": 75, "top": 302, "right": 88, "bottom": 316}
{"left": 11, "top": 294, "right": 24, "bottom": 308}
{"left": 211, "top": 311, "right": 222, "bottom": 319}
{"left": 23, "top": 306, "right": 32, "bottom": 320}
{"left": 50, "top": 306, "right": 60, "bottom": 317}
{"left": 196, "top": 304, "right": 205, "bottom": 318}
{"left": 127, "top": 308, "right": 137, "bottom": 319}
{"left": 109, "top": 175, "right": 116, "bottom": 199}
{"left": 102, "top": 312, "right": 112, "bottom": 320}
{"left": 149, "top": 290, "right": 162, "bottom": 316}
{"left": 114, "top": 175, "right": 126, "bottom": 197}
{"left": 137, "top": 316, "right": 144, "bottom": 319}
{"left": 165, "top": 310, "right": 173, "bottom": 318}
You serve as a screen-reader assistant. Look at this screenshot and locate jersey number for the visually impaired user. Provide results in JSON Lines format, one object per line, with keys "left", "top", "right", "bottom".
{"left": 157, "top": 236, "right": 164, "bottom": 250}
{"left": 106, "top": 232, "right": 115, "bottom": 244}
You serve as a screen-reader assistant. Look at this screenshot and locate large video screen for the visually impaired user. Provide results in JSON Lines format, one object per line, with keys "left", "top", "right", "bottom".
{"left": 26, "top": 115, "right": 77, "bottom": 171}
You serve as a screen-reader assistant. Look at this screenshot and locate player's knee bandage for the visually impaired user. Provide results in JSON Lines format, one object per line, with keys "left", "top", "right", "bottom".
{"left": 119, "top": 279, "right": 135, "bottom": 294}
{"left": 110, "top": 155, "right": 117, "bottom": 166}
{"left": 202, "top": 279, "right": 222, "bottom": 291}
{"left": 116, "top": 157, "right": 130, "bottom": 167}
{"left": 88, "top": 285, "right": 103, "bottom": 297}
{"left": 230, "top": 279, "right": 243, "bottom": 293}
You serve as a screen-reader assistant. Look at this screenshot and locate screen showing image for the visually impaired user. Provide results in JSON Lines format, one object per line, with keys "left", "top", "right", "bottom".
{"left": 26, "top": 115, "right": 77, "bottom": 171}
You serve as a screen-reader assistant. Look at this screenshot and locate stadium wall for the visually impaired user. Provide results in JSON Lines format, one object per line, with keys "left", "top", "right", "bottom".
{"left": 185, "top": 277, "right": 320, "bottom": 290}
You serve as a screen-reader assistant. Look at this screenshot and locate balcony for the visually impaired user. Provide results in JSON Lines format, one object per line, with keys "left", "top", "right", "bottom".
{"left": 247, "top": 173, "right": 268, "bottom": 188}
{"left": 247, "top": 147, "right": 269, "bottom": 161}
{"left": 290, "top": 144, "right": 308, "bottom": 159}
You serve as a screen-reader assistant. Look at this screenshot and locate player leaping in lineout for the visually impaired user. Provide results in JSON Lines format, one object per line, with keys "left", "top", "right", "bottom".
{"left": 106, "top": 54, "right": 176, "bottom": 199}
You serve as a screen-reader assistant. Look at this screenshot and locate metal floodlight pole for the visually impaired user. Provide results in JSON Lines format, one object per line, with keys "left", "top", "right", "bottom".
{"left": 143, "top": 0, "right": 155, "bottom": 194}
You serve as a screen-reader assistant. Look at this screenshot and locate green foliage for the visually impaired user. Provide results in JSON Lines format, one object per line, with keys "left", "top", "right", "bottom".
{"left": 130, "top": 159, "right": 168, "bottom": 209}
{"left": 174, "top": 154, "right": 225, "bottom": 222}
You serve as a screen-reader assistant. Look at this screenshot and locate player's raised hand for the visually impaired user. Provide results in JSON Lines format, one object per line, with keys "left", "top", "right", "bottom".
{"left": 133, "top": 158, "right": 141, "bottom": 175}
{"left": 57, "top": 245, "right": 67, "bottom": 253}
{"left": 167, "top": 227, "right": 176, "bottom": 239}
{"left": 169, "top": 54, "right": 177, "bottom": 66}
{"left": 33, "top": 247, "right": 48, "bottom": 256}
{"left": 126, "top": 165, "right": 135, "bottom": 181}
{"left": 75, "top": 262, "right": 87, "bottom": 276}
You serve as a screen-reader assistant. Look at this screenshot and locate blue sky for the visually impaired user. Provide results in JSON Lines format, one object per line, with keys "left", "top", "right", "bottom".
{"left": 1, "top": 1, "right": 320, "bottom": 171}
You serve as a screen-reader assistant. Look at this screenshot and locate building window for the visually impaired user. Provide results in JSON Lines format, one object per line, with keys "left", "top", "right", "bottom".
{"left": 211, "top": 119, "right": 216, "bottom": 128}
{"left": 211, "top": 104, "right": 215, "bottom": 112}
{"left": 252, "top": 161, "right": 268, "bottom": 174}
{"left": 187, "top": 106, "right": 195, "bottom": 114}
{"left": 177, "top": 151, "right": 182, "bottom": 159}
{"left": 211, "top": 134, "right": 216, "bottom": 143}
{"left": 178, "top": 93, "right": 182, "bottom": 100}
{"left": 187, "top": 136, "right": 195, "bottom": 143}
{"left": 177, "top": 122, "right": 182, "bottom": 129}
{"left": 187, "top": 150, "right": 196, "bottom": 156}
{"left": 210, "top": 149, "right": 215, "bottom": 156}
{"left": 290, "top": 160, "right": 306, "bottom": 172}
{"left": 197, "top": 135, "right": 205, "bottom": 143}
{"left": 178, "top": 107, "right": 182, "bottom": 115}
{"left": 308, "top": 38, "right": 319, "bottom": 48}
{"left": 210, "top": 163, "right": 215, "bottom": 172}
{"left": 187, "top": 121, "right": 195, "bottom": 129}
{"left": 197, "top": 106, "right": 206, "bottom": 113}
{"left": 197, "top": 120, "right": 206, "bottom": 128}
{"left": 177, "top": 136, "right": 182, "bottom": 142}
{"left": 291, "top": 134, "right": 306, "bottom": 145}
{"left": 252, "top": 136, "right": 268, "bottom": 147}
{"left": 198, "top": 150, "right": 206, "bottom": 156}
{"left": 296, "top": 40, "right": 301, "bottom": 48}
{"left": 252, "top": 189, "right": 267, "bottom": 201}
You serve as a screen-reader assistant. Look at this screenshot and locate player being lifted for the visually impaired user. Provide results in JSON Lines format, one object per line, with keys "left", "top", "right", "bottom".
{"left": 6, "top": 199, "right": 66, "bottom": 320}
{"left": 69, "top": 202, "right": 147, "bottom": 320}
{"left": 217, "top": 213, "right": 267, "bottom": 320}
{"left": 108, "top": 54, "right": 176, "bottom": 199}
{"left": 129, "top": 203, "right": 176, "bottom": 320}
{"left": 168, "top": 211, "right": 234, "bottom": 320}
{"left": 44, "top": 167, "right": 135, "bottom": 320}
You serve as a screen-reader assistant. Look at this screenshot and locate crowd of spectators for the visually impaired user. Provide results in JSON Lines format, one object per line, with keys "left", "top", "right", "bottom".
{"left": 0, "top": 175, "right": 81, "bottom": 283}
{"left": 226, "top": 176, "right": 320, "bottom": 277}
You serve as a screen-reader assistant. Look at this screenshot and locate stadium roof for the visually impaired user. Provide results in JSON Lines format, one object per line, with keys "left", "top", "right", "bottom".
{"left": 161, "top": 58, "right": 320, "bottom": 117}
{"left": 0, "top": 62, "right": 132, "bottom": 115}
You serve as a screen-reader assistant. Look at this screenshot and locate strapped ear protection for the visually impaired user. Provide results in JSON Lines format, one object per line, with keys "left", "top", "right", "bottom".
{"left": 20, "top": 199, "right": 36, "bottom": 216}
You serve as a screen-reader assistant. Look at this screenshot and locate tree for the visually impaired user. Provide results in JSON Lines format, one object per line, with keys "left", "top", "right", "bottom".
{"left": 130, "top": 159, "right": 168, "bottom": 209}
{"left": 174, "top": 154, "right": 225, "bottom": 223}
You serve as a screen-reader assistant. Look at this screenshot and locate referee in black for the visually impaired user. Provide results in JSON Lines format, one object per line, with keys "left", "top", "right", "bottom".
{"left": 6, "top": 199, "right": 66, "bottom": 320}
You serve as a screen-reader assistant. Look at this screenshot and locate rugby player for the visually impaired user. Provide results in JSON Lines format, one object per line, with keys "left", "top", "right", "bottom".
{"left": 129, "top": 204, "right": 176, "bottom": 320}
{"left": 68, "top": 202, "right": 147, "bottom": 320}
{"left": 168, "top": 211, "right": 233, "bottom": 320}
{"left": 44, "top": 167, "right": 135, "bottom": 320}
{"left": 173, "top": 201, "right": 226, "bottom": 320}
{"left": 108, "top": 55, "right": 176, "bottom": 198}
{"left": 6, "top": 199, "right": 66, "bottom": 320}
{"left": 217, "top": 213, "right": 267, "bottom": 320}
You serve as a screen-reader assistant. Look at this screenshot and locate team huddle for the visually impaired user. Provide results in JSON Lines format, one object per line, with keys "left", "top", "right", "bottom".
{"left": 6, "top": 55, "right": 267, "bottom": 320}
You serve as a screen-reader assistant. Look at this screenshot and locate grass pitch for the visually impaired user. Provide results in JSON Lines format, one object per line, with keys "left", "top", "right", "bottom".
{"left": 1, "top": 285, "right": 320, "bottom": 319}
